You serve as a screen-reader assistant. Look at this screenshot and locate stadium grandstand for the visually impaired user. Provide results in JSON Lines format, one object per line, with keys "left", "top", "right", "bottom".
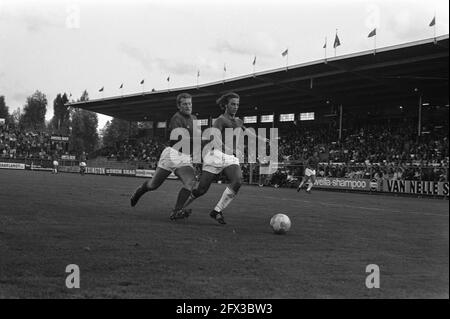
{"left": 1, "top": 2, "right": 449, "bottom": 301}
{"left": 65, "top": 35, "right": 449, "bottom": 193}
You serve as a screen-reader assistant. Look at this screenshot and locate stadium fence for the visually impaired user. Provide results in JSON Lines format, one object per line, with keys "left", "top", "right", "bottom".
{"left": 1, "top": 157, "right": 448, "bottom": 197}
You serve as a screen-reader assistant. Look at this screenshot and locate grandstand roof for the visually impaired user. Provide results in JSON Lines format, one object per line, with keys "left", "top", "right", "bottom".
{"left": 68, "top": 35, "right": 449, "bottom": 122}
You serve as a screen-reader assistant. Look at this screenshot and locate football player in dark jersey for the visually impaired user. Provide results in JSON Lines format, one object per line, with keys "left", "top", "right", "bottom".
{"left": 130, "top": 93, "right": 198, "bottom": 220}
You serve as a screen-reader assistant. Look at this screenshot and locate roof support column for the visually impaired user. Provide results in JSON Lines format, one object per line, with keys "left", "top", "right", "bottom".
{"left": 164, "top": 120, "right": 168, "bottom": 141}
{"left": 418, "top": 94, "right": 422, "bottom": 138}
{"left": 339, "top": 104, "right": 343, "bottom": 141}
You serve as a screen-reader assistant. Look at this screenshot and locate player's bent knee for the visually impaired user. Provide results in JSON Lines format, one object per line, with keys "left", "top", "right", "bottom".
{"left": 231, "top": 179, "right": 242, "bottom": 193}
{"left": 182, "top": 181, "right": 195, "bottom": 191}
{"left": 192, "top": 187, "right": 207, "bottom": 198}
{"left": 185, "top": 177, "right": 196, "bottom": 189}
{"left": 146, "top": 182, "right": 159, "bottom": 191}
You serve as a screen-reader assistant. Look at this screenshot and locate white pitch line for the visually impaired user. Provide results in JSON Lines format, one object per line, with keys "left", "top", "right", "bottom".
{"left": 124, "top": 186, "right": 448, "bottom": 218}
{"left": 243, "top": 194, "right": 449, "bottom": 218}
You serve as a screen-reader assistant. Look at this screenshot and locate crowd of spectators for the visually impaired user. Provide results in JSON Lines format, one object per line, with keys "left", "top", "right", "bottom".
{"left": 4, "top": 116, "right": 446, "bottom": 183}
{"left": 96, "top": 118, "right": 448, "bottom": 182}
{"left": 101, "top": 137, "right": 166, "bottom": 168}
{"left": 313, "top": 163, "right": 448, "bottom": 182}
{"left": 278, "top": 120, "right": 448, "bottom": 166}
{"left": 0, "top": 126, "right": 70, "bottom": 160}
{"left": 274, "top": 119, "right": 448, "bottom": 183}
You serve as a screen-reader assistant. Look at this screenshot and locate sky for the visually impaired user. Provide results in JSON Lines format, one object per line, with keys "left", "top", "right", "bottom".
{"left": 0, "top": 0, "right": 448, "bottom": 130}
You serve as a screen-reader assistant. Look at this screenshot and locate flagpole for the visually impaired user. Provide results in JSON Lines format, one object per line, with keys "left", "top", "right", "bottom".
{"left": 253, "top": 56, "right": 256, "bottom": 76}
{"left": 434, "top": 12, "right": 436, "bottom": 41}
{"left": 324, "top": 36, "right": 327, "bottom": 61}
{"left": 335, "top": 29, "right": 337, "bottom": 57}
{"left": 223, "top": 64, "right": 226, "bottom": 83}
{"left": 374, "top": 34, "right": 377, "bottom": 55}
{"left": 286, "top": 48, "right": 289, "bottom": 71}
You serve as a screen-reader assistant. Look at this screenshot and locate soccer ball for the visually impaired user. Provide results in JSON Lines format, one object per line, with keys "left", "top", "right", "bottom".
{"left": 270, "top": 213, "right": 291, "bottom": 234}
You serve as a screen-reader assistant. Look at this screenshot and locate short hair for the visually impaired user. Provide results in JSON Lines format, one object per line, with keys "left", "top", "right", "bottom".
{"left": 216, "top": 92, "right": 239, "bottom": 109}
{"left": 176, "top": 93, "right": 192, "bottom": 106}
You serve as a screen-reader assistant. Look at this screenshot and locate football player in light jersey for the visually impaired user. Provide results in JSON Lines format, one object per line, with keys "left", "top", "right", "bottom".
{"left": 79, "top": 160, "right": 87, "bottom": 175}
{"left": 79, "top": 152, "right": 87, "bottom": 175}
{"left": 182, "top": 92, "right": 268, "bottom": 224}
{"left": 52, "top": 157, "right": 59, "bottom": 174}
{"left": 130, "top": 93, "right": 198, "bottom": 220}
{"left": 297, "top": 151, "right": 320, "bottom": 193}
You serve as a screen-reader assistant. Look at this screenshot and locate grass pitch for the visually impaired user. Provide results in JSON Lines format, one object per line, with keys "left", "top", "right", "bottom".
{"left": 0, "top": 169, "right": 448, "bottom": 298}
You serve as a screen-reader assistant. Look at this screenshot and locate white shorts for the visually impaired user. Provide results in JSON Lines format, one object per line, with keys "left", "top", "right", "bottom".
{"left": 305, "top": 168, "right": 316, "bottom": 177}
{"left": 53, "top": 161, "right": 59, "bottom": 166}
{"left": 79, "top": 162, "right": 87, "bottom": 167}
{"left": 202, "top": 149, "right": 240, "bottom": 174}
{"left": 157, "top": 146, "right": 193, "bottom": 172}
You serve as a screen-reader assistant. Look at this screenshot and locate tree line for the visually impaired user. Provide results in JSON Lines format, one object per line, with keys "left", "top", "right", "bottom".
{"left": 0, "top": 91, "right": 142, "bottom": 158}
{"left": 0, "top": 90, "right": 99, "bottom": 156}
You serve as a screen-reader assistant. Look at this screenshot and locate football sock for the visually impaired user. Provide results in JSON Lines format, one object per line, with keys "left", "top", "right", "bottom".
{"left": 174, "top": 188, "right": 192, "bottom": 210}
{"left": 214, "top": 187, "right": 236, "bottom": 212}
{"left": 298, "top": 180, "right": 304, "bottom": 188}
{"left": 182, "top": 193, "right": 197, "bottom": 209}
{"left": 142, "top": 181, "right": 151, "bottom": 192}
{"left": 307, "top": 183, "right": 313, "bottom": 191}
